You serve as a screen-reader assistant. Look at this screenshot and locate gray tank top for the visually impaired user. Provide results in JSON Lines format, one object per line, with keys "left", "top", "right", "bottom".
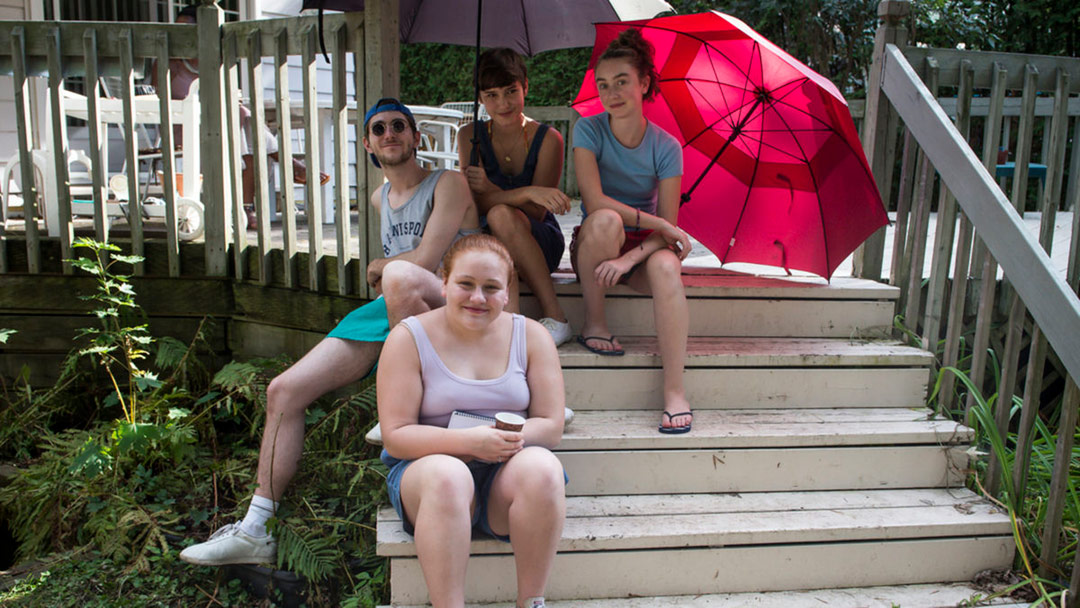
{"left": 380, "top": 170, "right": 443, "bottom": 257}
{"left": 402, "top": 314, "right": 531, "bottom": 428}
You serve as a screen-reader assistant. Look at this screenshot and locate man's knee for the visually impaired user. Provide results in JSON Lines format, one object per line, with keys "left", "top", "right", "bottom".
{"left": 382, "top": 260, "right": 434, "bottom": 301}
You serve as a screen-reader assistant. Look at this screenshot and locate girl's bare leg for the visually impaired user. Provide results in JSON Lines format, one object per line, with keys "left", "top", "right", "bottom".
{"left": 574, "top": 209, "right": 624, "bottom": 353}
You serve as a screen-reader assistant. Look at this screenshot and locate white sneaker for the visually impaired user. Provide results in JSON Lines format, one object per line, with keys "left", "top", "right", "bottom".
{"left": 564, "top": 406, "right": 575, "bottom": 427}
{"left": 539, "top": 317, "right": 573, "bottom": 347}
{"left": 179, "top": 522, "right": 276, "bottom": 566}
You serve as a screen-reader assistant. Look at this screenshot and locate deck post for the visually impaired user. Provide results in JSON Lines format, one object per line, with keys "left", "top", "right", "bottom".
{"left": 854, "top": 0, "right": 910, "bottom": 280}
{"left": 198, "top": 0, "right": 230, "bottom": 276}
{"left": 360, "top": 0, "right": 399, "bottom": 299}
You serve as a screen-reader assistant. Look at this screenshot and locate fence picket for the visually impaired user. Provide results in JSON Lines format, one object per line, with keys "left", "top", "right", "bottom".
{"left": 1038, "top": 377, "right": 1079, "bottom": 579}
{"left": 301, "top": 24, "right": 325, "bottom": 292}
{"left": 246, "top": 32, "right": 273, "bottom": 285}
{"left": 223, "top": 31, "right": 247, "bottom": 281}
{"left": 83, "top": 31, "right": 108, "bottom": 244}
{"left": 273, "top": 28, "right": 299, "bottom": 289}
{"left": 155, "top": 32, "right": 179, "bottom": 277}
{"left": 117, "top": 29, "right": 144, "bottom": 274}
{"left": 890, "top": 130, "right": 915, "bottom": 303}
{"left": 10, "top": 27, "right": 39, "bottom": 273}
{"left": 332, "top": 22, "right": 351, "bottom": 296}
{"left": 46, "top": 27, "right": 74, "bottom": 274}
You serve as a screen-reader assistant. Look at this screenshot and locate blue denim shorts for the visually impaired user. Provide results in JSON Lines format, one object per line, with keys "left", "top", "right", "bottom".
{"left": 381, "top": 448, "right": 568, "bottom": 543}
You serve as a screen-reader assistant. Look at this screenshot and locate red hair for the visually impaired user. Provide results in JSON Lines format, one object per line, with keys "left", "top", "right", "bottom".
{"left": 441, "top": 234, "right": 514, "bottom": 284}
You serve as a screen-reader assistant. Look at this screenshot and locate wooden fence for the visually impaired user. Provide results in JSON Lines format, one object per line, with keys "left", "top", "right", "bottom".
{"left": 861, "top": 2, "right": 1080, "bottom": 602}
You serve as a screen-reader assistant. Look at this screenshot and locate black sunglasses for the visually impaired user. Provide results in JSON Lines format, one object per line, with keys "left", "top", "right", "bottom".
{"left": 370, "top": 119, "right": 408, "bottom": 137}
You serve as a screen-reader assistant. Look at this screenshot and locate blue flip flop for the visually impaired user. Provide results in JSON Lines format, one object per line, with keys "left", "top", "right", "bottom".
{"left": 658, "top": 411, "right": 693, "bottom": 434}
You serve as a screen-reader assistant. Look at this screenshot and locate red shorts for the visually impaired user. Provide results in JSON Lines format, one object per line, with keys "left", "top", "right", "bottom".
{"left": 570, "top": 226, "right": 653, "bottom": 283}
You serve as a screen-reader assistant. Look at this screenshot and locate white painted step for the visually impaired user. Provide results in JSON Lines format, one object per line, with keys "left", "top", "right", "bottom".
{"left": 524, "top": 295, "right": 895, "bottom": 338}
{"left": 559, "top": 337, "right": 932, "bottom": 367}
{"left": 561, "top": 338, "right": 932, "bottom": 410}
{"left": 382, "top": 582, "right": 1016, "bottom": 608}
{"left": 558, "top": 444, "right": 967, "bottom": 495}
{"left": 377, "top": 488, "right": 1009, "bottom": 557}
{"left": 557, "top": 408, "right": 971, "bottom": 450}
{"left": 380, "top": 581, "right": 1020, "bottom": 607}
{"left": 385, "top": 537, "right": 1013, "bottom": 604}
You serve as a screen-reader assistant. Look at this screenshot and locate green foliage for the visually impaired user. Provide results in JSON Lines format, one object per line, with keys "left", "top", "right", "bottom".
{"left": 0, "top": 240, "right": 388, "bottom": 606}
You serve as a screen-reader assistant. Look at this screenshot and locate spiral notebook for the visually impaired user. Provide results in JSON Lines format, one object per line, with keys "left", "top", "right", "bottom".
{"left": 447, "top": 410, "right": 496, "bottom": 429}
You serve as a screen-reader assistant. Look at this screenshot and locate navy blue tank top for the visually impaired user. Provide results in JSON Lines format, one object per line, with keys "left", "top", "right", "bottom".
{"left": 476, "top": 120, "right": 552, "bottom": 190}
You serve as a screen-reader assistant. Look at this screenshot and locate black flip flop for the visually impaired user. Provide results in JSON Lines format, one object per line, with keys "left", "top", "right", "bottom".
{"left": 576, "top": 334, "right": 625, "bottom": 356}
{"left": 658, "top": 411, "right": 693, "bottom": 434}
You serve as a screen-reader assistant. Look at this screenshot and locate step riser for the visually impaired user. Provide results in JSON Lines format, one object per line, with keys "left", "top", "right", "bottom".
{"left": 564, "top": 368, "right": 930, "bottom": 409}
{"left": 557, "top": 446, "right": 967, "bottom": 496}
{"left": 521, "top": 297, "right": 894, "bottom": 337}
{"left": 388, "top": 536, "right": 1014, "bottom": 604}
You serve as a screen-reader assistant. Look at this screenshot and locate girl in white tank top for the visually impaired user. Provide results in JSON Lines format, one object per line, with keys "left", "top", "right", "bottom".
{"left": 375, "top": 235, "right": 566, "bottom": 608}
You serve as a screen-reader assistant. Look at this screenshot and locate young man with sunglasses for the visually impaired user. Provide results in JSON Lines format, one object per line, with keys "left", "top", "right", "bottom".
{"left": 179, "top": 98, "right": 479, "bottom": 567}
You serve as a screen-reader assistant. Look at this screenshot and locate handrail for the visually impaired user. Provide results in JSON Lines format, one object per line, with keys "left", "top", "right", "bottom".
{"left": 878, "top": 42, "right": 1080, "bottom": 383}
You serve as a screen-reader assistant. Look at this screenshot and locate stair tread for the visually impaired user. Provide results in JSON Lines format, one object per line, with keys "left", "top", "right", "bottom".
{"left": 541, "top": 271, "right": 899, "bottom": 300}
{"left": 557, "top": 408, "right": 971, "bottom": 449}
{"left": 377, "top": 488, "right": 1009, "bottom": 556}
{"left": 558, "top": 337, "right": 932, "bottom": 367}
{"left": 380, "top": 582, "right": 1015, "bottom": 607}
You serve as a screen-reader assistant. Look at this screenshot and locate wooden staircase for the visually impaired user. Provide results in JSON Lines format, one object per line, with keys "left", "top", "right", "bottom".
{"left": 376, "top": 270, "right": 1015, "bottom": 607}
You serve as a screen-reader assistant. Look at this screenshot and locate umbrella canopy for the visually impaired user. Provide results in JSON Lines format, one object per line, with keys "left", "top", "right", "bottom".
{"left": 303, "top": 0, "right": 674, "bottom": 57}
{"left": 571, "top": 12, "right": 888, "bottom": 279}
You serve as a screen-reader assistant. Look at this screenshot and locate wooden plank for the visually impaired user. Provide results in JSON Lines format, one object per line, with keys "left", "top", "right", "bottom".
{"left": 542, "top": 271, "right": 899, "bottom": 300}
{"left": 938, "top": 212, "right": 973, "bottom": 413}
{"left": 521, "top": 298, "right": 896, "bottom": 338}
{"left": 1010, "top": 64, "right": 1039, "bottom": 212}
{"left": 46, "top": 26, "right": 73, "bottom": 274}
{"left": 986, "top": 291, "right": 1025, "bottom": 495}
{"left": 0, "top": 313, "right": 227, "bottom": 352}
{"left": 1012, "top": 324, "right": 1048, "bottom": 501}
{"left": 222, "top": 31, "right": 247, "bottom": 281}
{"left": 332, "top": 22, "right": 352, "bottom": 296}
{"left": 273, "top": 29, "right": 299, "bottom": 289}
{"left": 889, "top": 130, "right": 915, "bottom": 292}
{"left": 881, "top": 44, "right": 1080, "bottom": 390}
{"left": 902, "top": 46, "right": 1080, "bottom": 92}
{"left": 197, "top": 3, "right": 228, "bottom": 277}
{"left": 379, "top": 493, "right": 1006, "bottom": 556}
{"left": 382, "top": 582, "right": 1022, "bottom": 608}
{"left": 388, "top": 537, "right": 1013, "bottom": 604}
{"left": 118, "top": 28, "right": 143, "bottom": 273}
{"left": 10, "top": 27, "right": 39, "bottom": 273}
{"left": 82, "top": 30, "right": 108, "bottom": 243}
{"left": 902, "top": 59, "right": 938, "bottom": 332}
{"left": 556, "top": 445, "right": 968, "bottom": 496}
{"left": 228, "top": 319, "right": 327, "bottom": 361}
{"left": 155, "top": 32, "right": 179, "bottom": 277}
{"left": 231, "top": 281, "right": 365, "bottom": 333}
{"left": 0, "top": 275, "right": 233, "bottom": 316}
{"left": 1041, "top": 70, "right": 1070, "bottom": 219}
{"left": 301, "top": 24, "right": 325, "bottom": 292}
{"left": 245, "top": 31, "right": 272, "bottom": 285}
{"left": 966, "top": 63, "right": 1006, "bottom": 322}
{"left": 0, "top": 21, "right": 198, "bottom": 61}
{"left": 1039, "top": 377, "right": 1079, "bottom": 578}
{"left": 220, "top": 13, "right": 353, "bottom": 57}
{"left": 353, "top": 14, "right": 372, "bottom": 299}
{"left": 553, "top": 409, "right": 969, "bottom": 451}
{"left": 558, "top": 337, "right": 931, "bottom": 368}
{"left": 855, "top": 1, "right": 909, "bottom": 281}
{"left": 921, "top": 61, "right": 971, "bottom": 350}
{"left": 565, "top": 368, "right": 929, "bottom": 410}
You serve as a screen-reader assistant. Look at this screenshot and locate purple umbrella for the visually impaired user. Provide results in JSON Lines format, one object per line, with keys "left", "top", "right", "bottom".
{"left": 302, "top": 0, "right": 673, "bottom": 162}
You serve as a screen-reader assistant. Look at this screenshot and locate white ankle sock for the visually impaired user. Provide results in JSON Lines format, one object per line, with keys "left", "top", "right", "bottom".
{"left": 239, "top": 494, "right": 278, "bottom": 537}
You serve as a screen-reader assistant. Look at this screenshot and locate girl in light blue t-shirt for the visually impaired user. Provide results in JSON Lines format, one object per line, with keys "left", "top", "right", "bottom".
{"left": 571, "top": 29, "right": 694, "bottom": 434}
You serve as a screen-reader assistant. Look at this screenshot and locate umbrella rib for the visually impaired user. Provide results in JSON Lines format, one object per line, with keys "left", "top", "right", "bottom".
{"left": 720, "top": 105, "right": 767, "bottom": 266}
{"left": 768, "top": 97, "right": 832, "bottom": 275}
{"left": 633, "top": 22, "right": 758, "bottom": 84}
{"left": 519, "top": 0, "right": 532, "bottom": 56}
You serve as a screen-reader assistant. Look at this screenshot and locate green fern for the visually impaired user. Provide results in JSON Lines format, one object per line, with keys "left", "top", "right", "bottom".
{"left": 274, "top": 518, "right": 341, "bottom": 582}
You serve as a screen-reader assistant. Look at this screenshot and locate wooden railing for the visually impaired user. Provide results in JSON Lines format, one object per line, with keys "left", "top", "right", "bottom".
{"left": 0, "top": 2, "right": 400, "bottom": 300}
{"left": 863, "top": 1, "right": 1080, "bottom": 601}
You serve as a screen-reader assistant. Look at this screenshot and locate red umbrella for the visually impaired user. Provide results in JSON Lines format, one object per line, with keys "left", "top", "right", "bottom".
{"left": 571, "top": 12, "right": 888, "bottom": 278}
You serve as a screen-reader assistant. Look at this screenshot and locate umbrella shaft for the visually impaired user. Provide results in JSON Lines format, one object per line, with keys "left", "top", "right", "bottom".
{"left": 683, "top": 97, "right": 763, "bottom": 204}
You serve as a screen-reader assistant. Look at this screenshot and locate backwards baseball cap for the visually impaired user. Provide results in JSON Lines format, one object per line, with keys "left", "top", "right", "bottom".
{"left": 364, "top": 97, "right": 417, "bottom": 168}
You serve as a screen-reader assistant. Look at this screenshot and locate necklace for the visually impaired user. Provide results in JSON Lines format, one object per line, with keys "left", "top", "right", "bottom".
{"left": 489, "top": 119, "right": 528, "bottom": 165}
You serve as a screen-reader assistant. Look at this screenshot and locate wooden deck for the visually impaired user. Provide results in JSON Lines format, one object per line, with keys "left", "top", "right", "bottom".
{"left": 3, "top": 200, "right": 1071, "bottom": 281}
